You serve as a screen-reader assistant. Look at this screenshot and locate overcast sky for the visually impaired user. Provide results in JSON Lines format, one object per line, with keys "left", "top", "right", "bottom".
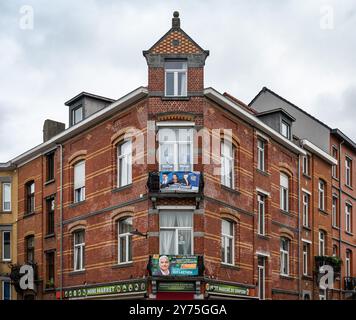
{"left": 1, "top": 0, "right": 355, "bottom": 161}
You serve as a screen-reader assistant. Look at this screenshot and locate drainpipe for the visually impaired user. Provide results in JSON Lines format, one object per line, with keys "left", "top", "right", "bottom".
{"left": 338, "top": 140, "right": 344, "bottom": 299}
{"left": 57, "top": 143, "right": 64, "bottom": 300}
{"left": 298, "top": 154, "right": 302, "bottom": 299}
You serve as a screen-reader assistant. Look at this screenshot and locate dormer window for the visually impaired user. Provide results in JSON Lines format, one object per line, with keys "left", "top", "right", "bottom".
{"left": 72, "top": 106, "right": 83, "bottom": 125}
{"left": 281, "top": 120, "right": 290, "bottom": 139}
{"left": 165, "top": 60, "right": 187, "bottom": 97}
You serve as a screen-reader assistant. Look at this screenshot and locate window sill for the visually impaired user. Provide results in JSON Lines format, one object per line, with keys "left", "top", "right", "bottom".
{"left": 256, "top": 169, "right": 270, "bottom": 177}
{"left": 23, "top": 212, "right": 35, "bottom": 219}
{"left": 0, "top": 211, "right": 12, "bottom": 214}
{"left": 44, "top": 233, "right": 55, "bottom": 239}
{"left": 44, "top": 287, "right": 56, "bottom": 292}
{"left": 221, "top": 185, "right": 240, "bottom": 195}
{"left": 161, "top": 96, "right": 190, "bottom": 101}
{"left": 345, "top": 231, "right": 354, "bottom": 237}
{"left": 68, "top": 270, "right": 86, "bottom": 276}
{"left": 44, "top": 179, "right": 55, "bottom": 186}
{"left": 302, "top": 275, "right": 313, "bottom": 281}
{"left": 2, "top": 259, "right": 12, "bottom": 263}
{"left": 332, "top": 176, "right": 339, "bottom": 182}
{"left": 302, "top": 225, "right": 311, "bottom": 231}
{"left": 112, "top": 184, "right": 133, "bottom": 193}
{"left": 280, "top": 210, "right": 293, "bottom": 217}
{"left": 221, "top": 263, "right": 240, "bottom": 271}
{"left": 69, "top": 200, "right": 86, "bottom": 208}
{"left": 257, "top": 234, "right": 269, "bottom": 240}
{"left": 302, "top": 173, "right": 311, "bottom": 180}
{"left": 318, "top": 209, "right": 328, "bottom": 216}
{"left": 112, "top": 262, "right": 133, "bottom": 269}
{"left": 345, "top": 184, "right": 353, "bottom": 191}
{"left": 279, "top": 274, "right": 293, "bottom": 280}
{"left": 332, "top": 225, "right": 340, "bottom": 231}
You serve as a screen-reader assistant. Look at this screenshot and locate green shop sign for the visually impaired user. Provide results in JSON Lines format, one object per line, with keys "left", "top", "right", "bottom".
{"left": 158, "top": 282, "right": 195, "bottom": 292}
{"left": 63, "top": 280, "right": 146, "bottom": 299}
{"left": 206, "top": 283, "right": 249, "bottom": 296}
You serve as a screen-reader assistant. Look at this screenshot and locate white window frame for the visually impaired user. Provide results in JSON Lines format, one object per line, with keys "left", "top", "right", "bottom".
{"left": 221, "top": 219, "right": 235, "bottom": 265}
{"left": 221, "top": 141, "right": 235, "bottom": 189}
{"left": 257, "top": 194, "right": 266, "bottom": 236}
{"left": 280, "top": 238, "right": 290, "bottom": 276}
{"left": 2, "top": 231, "right": 11, "bottom": 261}
{"left": 332, "top": 146, "right": 338, "bottom": 178}
{"left": 2, "top": 281, "right": 11, "bottom": 300}
{"left": 302, "top": 155, "right": 309, "bottom": 176}
{"left": 2, "top": 183, "right": 11, "bottom": 212}
{"left": 73, "top": 161, "right": 85, "bottom": 203}
{"left": 318, "top": 180, "right": 325, "bottom": 211}
{"left": 158, "top": 128, "right": 193, "bottom": 172}
{"left": 319, "top": 231, "right": 325, "bottom": 256}
{"left": 345, "top": 203, "right": 352, "bottom": 233}
{"left": 118, "top": 218, "right": 133, "bottom": 264}
{"left": 159, "top": 211, "right": 193, "bottom": 255}
{"left": 72, "top": 106, "right": 83, "bottom": 125}
{"left": 303, "top": 242, "right": 309, "bottom": 276}
{"left": 332, "top": 196, "right": 338, "bottom": 227}
{"left": 281, "top": 120, "right": 290, "bottom": 139}
{"left": 302, "top": 193, "right": 309, "bottom": 228}
{"left": 73, "top": 231, "right": 85, "bottom": 271}
{"left": 345, "top": 157, "right": 352, "bottom": 187}
{"left": 164, "top": 61, "right": 187, "bottom": 97}
{"left": 280, "top": 173, "right": 289, "bottom": 212}
{"left": 257, "top": 256, "right": 266, "bottom": 300}
{"left": 345, "top": 250, "right": 351, "bottom": 278}
{"left": 117, "top": 140, "right": 132, "bottom": 187}
{"left": 257, "top": 139, "right": 265, "bottom": 172}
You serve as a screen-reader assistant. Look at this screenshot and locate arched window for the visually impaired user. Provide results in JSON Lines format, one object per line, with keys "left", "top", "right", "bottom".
{"left": 221, "top": 219, "right": 234, "bottom": 265}
{"left": 221, "top": 141, "right": 235, "bottom": 189}
{"left": 319, "top": 230, "right": 326, "bottom": 256}
{"left": 117, "top": 140, "right": 132, "bottom": 187}
{"left": 280, "top": 173, "right": 289, "bottom": 212}
{"left": 26, "top": 235, "right": 35, "bottom": 263}
{"left": 25, "top": 181, "right": 35, "bottom": 214}
{"left": 280, "top": 237, "right": 290, "bottom": 275}
{"left": 346, "top": 250, "right": 352, "bottom": 278}
{"left": 118, "top": 217, "right": 133, "bottom": 263}
{"left": 73, "top": 230, "right": 85, "bottom": 271}
{"left": 73, "top": 161, "right": 85, "bottom": 203}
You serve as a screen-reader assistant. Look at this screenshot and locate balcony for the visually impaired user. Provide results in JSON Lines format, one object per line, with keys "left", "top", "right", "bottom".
{"left": 344, "top": 277, "right": 356, "bottom": 291}
{"left": 314, "top": 256, "right": 342, "bottom": 273}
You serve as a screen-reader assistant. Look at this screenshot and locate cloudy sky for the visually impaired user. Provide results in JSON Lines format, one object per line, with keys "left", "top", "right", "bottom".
{"left": 1, "top": 0, "right": 355, "bottom": 161}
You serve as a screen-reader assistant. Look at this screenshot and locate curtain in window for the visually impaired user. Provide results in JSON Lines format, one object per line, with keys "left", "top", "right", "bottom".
{"left": 74, "top": 161, "right": 85, "bottom": 190}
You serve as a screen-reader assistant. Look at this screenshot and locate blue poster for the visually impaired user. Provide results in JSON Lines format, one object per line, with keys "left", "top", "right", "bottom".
{"left": 159, "top": 171, "right": 200, "bottom": 193}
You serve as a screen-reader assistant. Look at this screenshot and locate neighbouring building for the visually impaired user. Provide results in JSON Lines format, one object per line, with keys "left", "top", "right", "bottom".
{"left": 3, "top": 12, "right": 356, "bottom": 300}
{"left": 0, "top": 162, "right": 18, "bottom": 300}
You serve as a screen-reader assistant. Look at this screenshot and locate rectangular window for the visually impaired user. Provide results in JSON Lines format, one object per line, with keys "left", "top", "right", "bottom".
{"left": 72, "top": 106, "right": 83, "bottom": 125}
{"left": 26, "top": 182, "right": 35, "bottom": 213}
{"left": 345, "top": 250, "right": 351, "bottom": 278}
{"left": 302, "top": 193, "right": 309, "bottom": 228}
{"left": 257, "top": 194, "right": 265, "bottom": 236}
{"left": 118, "top": 217, "right": 133, "bottom": 263}
{"left": 118, "top": 140, "right": 132, "bottom": 187}
{"left": 2, "top": 281, "right": 11, "bottom": 300}
{"left": 165, "top": 60, "right": 187, "bottom": 97}
{"left": 303, "top": 243, "right": 310, "bottom": 276}
{"left": 280, "top": 173, "right": 289, "bottom": 212}
{"left": 46, "top": 152, "right": 55, "bottom": 181}
{"left": 74, "top": 161, "right": 85, "bottom": 203}
{"left": 159, "top": 211, "right": 193, "bottom": 255}
{"left": 73, "top": 231, "right": 85, "bottom": 271}
{"left": 159, "top": 128, "right": 193, "bottom": 172}
{"left": 332, "top": 196, "right": 338, "bottom": 227}
{"left": 346, "top": 204, "right": 352, "bottom": 234}
{"left": 47, "top": 197, "right": 55, "bottom": 235}
{"left": 258, "top": 256, "right": 265, "bottom": 300}
{"left": 221, "top": 141, "right": 235, "bottom": 189}
{"left": 346, "top": 157, "right": 352, "bottom": 187}
{"left": 333, "top": 245, "right": 338, "bottom": 257}
{"left": 46, "top": 251, "right": 55, "bottom": 287}
{"left": 281, "top": 121, "right": 290, "bottom": 139}
{"left": 318, "top": 180, "right": 325, "bottom": 211}
{"left": 319, "top": 231, "right": 325, "bottom": 256}
{"left": 280, "top": 238, "right": 289, "bottom": 275}
{"left": 26, "top": 236, "right": 35, "bottom": 263}
{"left": 2, "top": 183, "right": 11, "bottom": 212}
{"left": 221, "top": 219, "right": 234, "bottom": 265}
{"left": 257, "top": 139, "right": 265, "bottom": 171}
{"left": 332, "top": 147, "right": 338, "bottom": 178}
{"left": 2, "top": 231, "right": 11, "bottom": 261}
{"left": 302, "top": 155, "right": 310, "bottom": 176}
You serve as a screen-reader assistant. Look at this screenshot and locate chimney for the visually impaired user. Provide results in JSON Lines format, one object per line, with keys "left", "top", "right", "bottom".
{"left": 43, "top": 119, "right": 65, "bottom": 142}
{"left": 172, "top": 11, "right": 180, "bottom": 29}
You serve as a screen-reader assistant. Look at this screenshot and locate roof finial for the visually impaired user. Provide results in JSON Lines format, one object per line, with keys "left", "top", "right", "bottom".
{"left": 172, "top": 11, "right": 180, "bottom": 29}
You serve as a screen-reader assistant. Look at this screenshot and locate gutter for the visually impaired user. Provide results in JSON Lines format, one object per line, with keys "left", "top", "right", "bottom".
{"left": 204, "top": 88, "right": 306, "bottom": 156}
{"left": 300, "top": 139, "right": 337, "bottom": 165}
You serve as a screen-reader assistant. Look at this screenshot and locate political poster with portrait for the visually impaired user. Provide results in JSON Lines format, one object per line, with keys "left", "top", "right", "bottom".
{"left": 159, "top": 171, "right": 200, "bottom": 193}
{"left": 150, "top": 255, "right": 199, "bottom": 276}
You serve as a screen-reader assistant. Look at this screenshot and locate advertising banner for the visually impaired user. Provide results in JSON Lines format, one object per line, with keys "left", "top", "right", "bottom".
{"left": 206, "top": 282, "right": 250, "bottom": 296}
{"left": 151, "top": 255, "right": 199, "bottom": 276}
{"left": 159, "top": 171, "right": 200, "bottom": 193}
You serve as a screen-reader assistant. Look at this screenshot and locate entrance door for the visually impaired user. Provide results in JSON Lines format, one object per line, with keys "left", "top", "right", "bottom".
{"left": 258, "top": 256, "right": 265, "bottom": 300}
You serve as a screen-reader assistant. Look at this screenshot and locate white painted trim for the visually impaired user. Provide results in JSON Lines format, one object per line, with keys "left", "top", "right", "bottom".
{"left": 301, "top": 188, "right": 312, "bottom": 196}
{"left": 157, "top": 205, "right": 196, "bottom": 210}
{"left": 204, "top": 88, "right": 306, "bottom": 156}
{"left": 302, "top": 238, "right": 312, "bottom": 244}
{"left": 256, "top": 251, "right": 270, "bottom": 257}
{"left": 256, "top": 187, "right": 270, "bottom": 197}
{"left": 156, "top": 121, "right": 195, "bottom": 127}
{"left": 301, "top": 139, "right": 338, "bottom": 165}
{"left": 256, "top": 131, "right": 270, "bottom": 142}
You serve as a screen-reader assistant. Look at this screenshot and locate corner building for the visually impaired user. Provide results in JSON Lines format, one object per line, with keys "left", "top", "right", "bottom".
{"left": 11, "top": 12, "right": 355, "bottom": 300}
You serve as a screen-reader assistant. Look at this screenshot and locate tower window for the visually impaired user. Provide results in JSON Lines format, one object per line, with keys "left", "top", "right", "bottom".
{"left": 165, "top": 60, "right": 187, "bottom": 97}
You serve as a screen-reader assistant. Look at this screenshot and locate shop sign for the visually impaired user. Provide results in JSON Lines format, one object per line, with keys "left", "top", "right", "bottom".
{"left": 158, "top": 282, "right": 195, "bottom": 292}
{"left": 206, "top": 283, "right": 249, "bottom": 296}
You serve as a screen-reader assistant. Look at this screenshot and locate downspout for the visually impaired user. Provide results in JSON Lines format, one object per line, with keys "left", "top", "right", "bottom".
{"left": 338, "top": 140, "right": 344, "bottom": 299}
{"left": 57, "top": 143, "right": 64, "bottom": 300}
{"left": 298, "top": 154, "right": 301, "bottom": 299}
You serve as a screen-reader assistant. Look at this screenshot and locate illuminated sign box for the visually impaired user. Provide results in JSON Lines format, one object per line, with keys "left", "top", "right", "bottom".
{"left": 150, "top": 255, "right": 199, "bottom": 276}
{"left": 159, "top": 171, "right": 200, "bottom": 193}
